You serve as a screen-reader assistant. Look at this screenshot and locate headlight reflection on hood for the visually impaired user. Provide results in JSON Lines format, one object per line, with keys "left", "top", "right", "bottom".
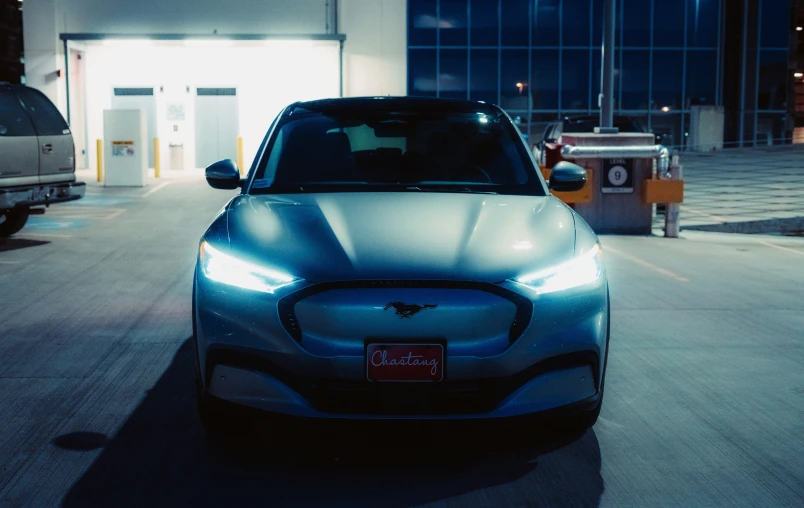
{"left": 513, "top": 244, "right": 603, "bottom": 295}
{"left": 199, "top": 241, "right": 300, "bottom": 293}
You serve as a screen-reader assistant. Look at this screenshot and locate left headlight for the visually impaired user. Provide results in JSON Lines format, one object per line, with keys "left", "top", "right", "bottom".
{"left": 199, "top": 241, "right": 300, "bottom": 293}
{"left": 512, "top": 244, "right": 604, "bottom": 295}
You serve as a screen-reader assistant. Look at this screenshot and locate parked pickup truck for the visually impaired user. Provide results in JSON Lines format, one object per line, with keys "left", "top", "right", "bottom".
{"left": 0, "top": 82, "right": 85, "bottom": 236}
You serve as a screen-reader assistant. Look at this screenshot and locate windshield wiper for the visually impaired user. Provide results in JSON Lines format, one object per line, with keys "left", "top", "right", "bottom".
{"left": 405, "top": 186, "right": 498, "bottom": 195}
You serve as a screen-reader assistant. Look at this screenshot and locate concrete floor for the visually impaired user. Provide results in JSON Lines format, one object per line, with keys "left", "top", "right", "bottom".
{"left": 1, "top": 174, "right": 803, "bottom": 508}
{"left": 668, "top": 144, "right": 804, "bottom": 234}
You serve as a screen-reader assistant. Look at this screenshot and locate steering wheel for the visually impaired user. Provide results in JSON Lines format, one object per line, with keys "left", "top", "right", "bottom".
{"left": 454, "top": 164, "right": 492, "bottom": 183}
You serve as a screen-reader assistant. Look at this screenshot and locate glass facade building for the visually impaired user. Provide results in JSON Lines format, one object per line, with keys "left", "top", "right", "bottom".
{"left": 408, "top": 0, "right": 793, "bottom": 149}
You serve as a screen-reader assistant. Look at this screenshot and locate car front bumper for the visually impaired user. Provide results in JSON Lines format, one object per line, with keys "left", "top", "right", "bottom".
{"left": 0, "top": 181, "right": 86, "bottom": 209}
{"left": 194, "top": 270, "right": 609, "bottom": 420}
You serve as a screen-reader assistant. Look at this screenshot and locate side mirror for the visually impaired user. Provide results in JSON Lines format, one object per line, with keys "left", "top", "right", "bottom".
{"left": 549, "top": 161, "right": 587, "bottom": 193}
{"left": 205, "top": 159, "right": 242, "bottom": 190}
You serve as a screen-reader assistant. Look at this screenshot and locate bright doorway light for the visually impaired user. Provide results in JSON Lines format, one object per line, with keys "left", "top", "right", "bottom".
{"left": 184, "top": 40, "right": 234, "bottom": 47}
{"left": 103, "top": 39, "right": 153, "bottom": 47}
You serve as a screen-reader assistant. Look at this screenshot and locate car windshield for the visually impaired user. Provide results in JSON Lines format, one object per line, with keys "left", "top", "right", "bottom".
{"left": 249, "top": 107, "right": 545, "bottom": 196}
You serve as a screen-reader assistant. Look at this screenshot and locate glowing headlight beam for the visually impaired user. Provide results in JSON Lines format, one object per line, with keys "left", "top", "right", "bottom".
{"left": 513, "top": 244, "right": 603, "bottom": 295}
{"left": 199, "top": 241, "right": 299, "bottom": 293}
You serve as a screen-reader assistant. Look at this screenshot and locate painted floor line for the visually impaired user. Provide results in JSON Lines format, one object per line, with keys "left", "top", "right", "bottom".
{"left": 142, "top": 181, "right": 172, "bottom": 197}
{"left": 101, "top": 208, "right": 127, "bottom": 220}
{"left": 757, "top": 240, "right": 804, "bottom": 257}
{"left": 681, "top": 205, "right": 727, "bottom": 222}
{"left": 0, "top": 260, "right": 20, "bottom": 265}
{"left": 603, "top": 245, "right": 690, "bottom": 283}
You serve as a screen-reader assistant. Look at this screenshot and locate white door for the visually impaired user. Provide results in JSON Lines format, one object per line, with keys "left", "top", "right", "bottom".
{"left": 194, "top": 88, "right": 239, "bottom": 169}
{"left": 112, "top": 88, "right": 157, "bottom": 167}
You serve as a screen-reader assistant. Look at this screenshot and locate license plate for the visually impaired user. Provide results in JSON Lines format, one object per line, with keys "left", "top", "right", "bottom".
{"left": 366, "top": 343, "right": 444, "bottom": 382}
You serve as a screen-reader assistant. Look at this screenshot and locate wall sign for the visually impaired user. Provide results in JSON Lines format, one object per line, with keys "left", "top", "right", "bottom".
{"left": 167, "top": 103, "right": 186, "bottom": 121}
{"left": 601, "top": 158, "right": 634, "bottom": 194}
{"left": 111, "top": 141, "right": 135, "bottom": 157}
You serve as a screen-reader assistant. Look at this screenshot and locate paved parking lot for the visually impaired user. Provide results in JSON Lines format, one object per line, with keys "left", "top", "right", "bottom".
{"left": 1, "top": 174, "right": 803, "bottom": 507}
{"left": 660, "top": 144, "right": 804, "bottom": 234}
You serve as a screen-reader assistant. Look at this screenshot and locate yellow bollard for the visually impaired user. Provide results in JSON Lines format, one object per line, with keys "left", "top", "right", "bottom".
{"left": 154, "top": 137, "right": 161, "bottom": 178}
{"left": 237, "top": 136, "right": 244, "bottom": 176}
{"left": 96, "top": 139, "right": 103, "bottom": 183}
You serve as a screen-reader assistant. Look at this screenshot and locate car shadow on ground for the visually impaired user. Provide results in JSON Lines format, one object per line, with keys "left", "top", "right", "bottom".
{"left": 60, "top": 339, "right": 604, "bottom": 508}
{"left": 0, "top": 238, "right": 49, "bottom": 253}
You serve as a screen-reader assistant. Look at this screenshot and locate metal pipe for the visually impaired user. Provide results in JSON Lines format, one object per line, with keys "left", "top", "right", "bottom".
{"left": 600, "top": 0, "right": 616, "bottom": 128}
{"left": 664, "top": 154, "right": 682, "bottom": 238}
{"left": 738, "top": 0, "right": 749, "bottom": 147}
{"left": 561, "top": 144, "right": 671, "bottom": 176}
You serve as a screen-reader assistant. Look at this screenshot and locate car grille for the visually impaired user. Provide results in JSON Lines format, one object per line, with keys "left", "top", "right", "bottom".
{"left": 278, "top": 280, "right": 533, "bottom": 345}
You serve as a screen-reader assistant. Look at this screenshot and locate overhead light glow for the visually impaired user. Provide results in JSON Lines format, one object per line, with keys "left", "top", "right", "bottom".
{"left": 184, "top": 40, "right": 234, "bottom": 47}
{"left": 661, "top": 106, "right": 671, "bottom": 112}
{"left": 795, "top": 72, "right": 804, "bottom": 78}
{"left": 103, "top": 39, "right": 153, "bottom": 47}
{"left": 797, "top": 26, "right": 803, "bottom": 31}
{"left": 264, "top": 40, "right": 314, "bottom": 48}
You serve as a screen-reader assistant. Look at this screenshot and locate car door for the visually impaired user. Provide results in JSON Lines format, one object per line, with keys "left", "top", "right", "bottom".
{"left": 16, "top": 87, "right": 75, "bottom": 184}
{"left": 0, "top": 87, "right": 40, "bottom": 187}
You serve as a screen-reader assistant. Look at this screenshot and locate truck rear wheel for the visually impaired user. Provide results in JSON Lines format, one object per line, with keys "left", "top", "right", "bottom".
{"left": 0, "top": 209, "right": 29, "bottom": 237}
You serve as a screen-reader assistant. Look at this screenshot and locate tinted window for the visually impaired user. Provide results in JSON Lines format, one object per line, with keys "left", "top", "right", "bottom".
{"left": 409, "top": 0, "right": 437, "bottom": 46}
{"left": 501, "top": 0, "right": 529, "bottom": 46}
{"left": 470, "top": 0, "right": 498, "bottom": 46}
{"left": 0, "top": 89, "right": 36, "bottom": 137}
{"left": 17, "top": 88, "right": 69, "bottom": 136}
{"left": 534, "top": 0, "right": 560, "bottom": 46}
{"left": 469, "top": 49, "right": 498, "bottom": 104}
{"left": 440, "top": 0, "right": 468, "bottom": 46}
{"left": 252, "top": 109, "right": 543, "bottom": 196}
{"left": 622, "top": 0, "right": 651, "bottom": 46}
{"left": 409, "top": 49, "right": 437, "bottom": 97}
{"left": 439, "top": 49, "right": 468, "bottom": 99}
{"left": 562, "top": 0, "right": 591, "bottom": 46}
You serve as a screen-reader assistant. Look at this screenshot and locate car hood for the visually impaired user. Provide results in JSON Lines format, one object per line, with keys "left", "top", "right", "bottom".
{"left": 226, "top": 192, "right": 576, "bottom": 283}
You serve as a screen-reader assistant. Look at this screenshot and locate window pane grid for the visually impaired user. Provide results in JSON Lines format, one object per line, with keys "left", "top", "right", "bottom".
{"left": 406, "top": 0, "right": 789, "bottom": 148}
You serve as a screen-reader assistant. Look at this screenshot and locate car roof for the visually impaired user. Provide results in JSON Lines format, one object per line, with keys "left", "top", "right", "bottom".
{"left": 289, "top": 96, "right": 502, "bottom": 116}
{"left": 563, "top": 115, "right": 637, "bottom": 123}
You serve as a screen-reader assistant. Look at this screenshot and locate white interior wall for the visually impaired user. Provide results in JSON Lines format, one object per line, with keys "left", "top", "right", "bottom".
{"left": 83, "top": 41, "right": 340, "bottom": 170}
{"left": 57, "top": 0, "right": 329, "bottom": 34}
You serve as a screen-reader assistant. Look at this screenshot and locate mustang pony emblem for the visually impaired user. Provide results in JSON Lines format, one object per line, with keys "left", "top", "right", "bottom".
{"left": 383, "top": 302, "right": 438, "bottom": 318}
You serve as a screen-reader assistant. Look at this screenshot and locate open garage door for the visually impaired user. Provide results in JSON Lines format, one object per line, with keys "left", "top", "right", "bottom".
{"left": 76, "top": 38, "right": 341, "bottom": 174}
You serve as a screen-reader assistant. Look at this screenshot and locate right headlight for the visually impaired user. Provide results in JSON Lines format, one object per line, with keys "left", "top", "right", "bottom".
{"left": 199, "top": 241, "right": 300, "bottom": 293}
{"left": 511, "top": 244, "right": 604, "bottom": 295}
